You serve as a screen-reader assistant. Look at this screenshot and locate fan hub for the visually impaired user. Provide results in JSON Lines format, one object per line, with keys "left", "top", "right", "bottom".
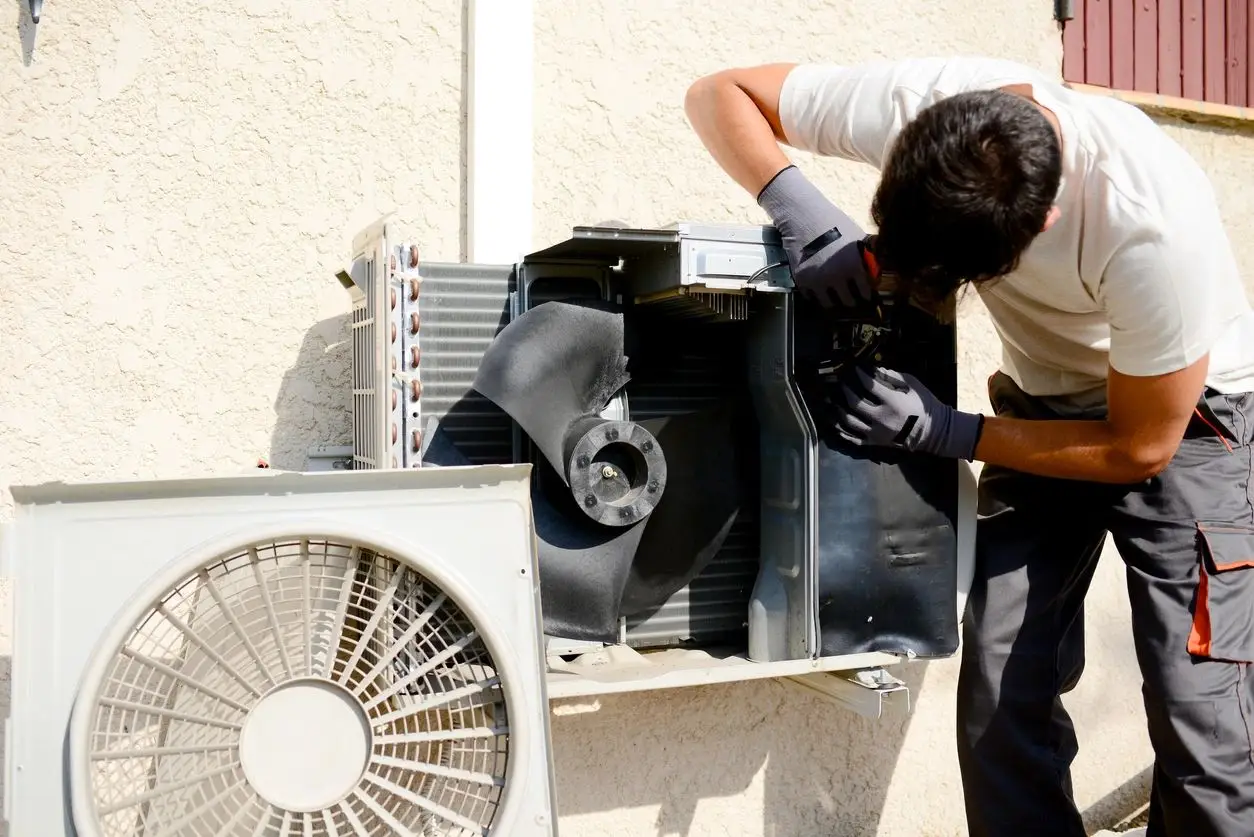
{"left": 239, "top": 678, "right": 372, "bottom": 813}
{"left": 566, "top": 419, "right": 667, "bottom": 526}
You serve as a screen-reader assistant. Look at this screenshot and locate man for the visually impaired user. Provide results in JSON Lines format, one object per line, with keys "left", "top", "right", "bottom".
{"left": 684, "top": 56, "right": 1254, "bottom": 837}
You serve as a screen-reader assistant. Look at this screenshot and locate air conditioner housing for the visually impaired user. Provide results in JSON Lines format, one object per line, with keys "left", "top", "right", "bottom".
{"left": 339, "top": 218, "right": 976, "bottom": 691}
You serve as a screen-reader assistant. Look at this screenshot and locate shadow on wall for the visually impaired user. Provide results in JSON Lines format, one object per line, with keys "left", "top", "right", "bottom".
{"left": 268, "top": 315, "right": 354, "bottom": 470}
{"left": 550, "top": 663, "right": 929, "bottom": 837}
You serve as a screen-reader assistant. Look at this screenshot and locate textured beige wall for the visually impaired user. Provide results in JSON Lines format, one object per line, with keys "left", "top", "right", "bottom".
{"left": 2, "top": 0, "right": 1252, "bottom": 835}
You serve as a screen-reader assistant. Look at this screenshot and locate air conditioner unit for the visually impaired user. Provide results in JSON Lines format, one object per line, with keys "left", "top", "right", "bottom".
{"left": 339, "top": 218, "right": 977, "bottom": 699}
{"left": 2, "top": 466, "right": 559, "bottom": 837}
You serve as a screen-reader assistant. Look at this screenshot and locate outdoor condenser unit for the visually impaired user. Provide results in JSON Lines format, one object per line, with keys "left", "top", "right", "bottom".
{"left": 341, "top": 217, "right": 976, "bottom": 682}
{"left": 3, "top": 466, "right": 559, "bottom": 837}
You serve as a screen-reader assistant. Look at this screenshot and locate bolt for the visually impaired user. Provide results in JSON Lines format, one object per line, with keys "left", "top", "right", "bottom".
{"left": 584, "top": 494, "right": 597, "bottom": 507}
{"left": 642, "top": 440, "right": 653, "bottom": 453}
{"left": 647, "top": 479, "right": 659, "bottom": 493}
{"left": 576, "top": 454, "right": 590, "bottom": 469}
{"left": 606, "top": 428, "right": 620, "bottom": 441}
{"left": 601, "top": 465, "right": 617, "bottom": 479}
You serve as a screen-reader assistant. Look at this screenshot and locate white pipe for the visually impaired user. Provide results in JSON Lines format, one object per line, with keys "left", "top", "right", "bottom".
{"left": 466, "top": 0, "right": 534, "bottom": 265}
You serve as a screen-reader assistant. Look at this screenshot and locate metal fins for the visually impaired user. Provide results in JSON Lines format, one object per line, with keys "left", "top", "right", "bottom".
{"left": 619, "top": 402, "right": 745, "bottom": 616}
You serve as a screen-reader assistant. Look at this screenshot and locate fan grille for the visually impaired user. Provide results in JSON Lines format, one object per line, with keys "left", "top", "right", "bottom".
{"left": 85, "top": 537, "right": 510, "bottom": 836}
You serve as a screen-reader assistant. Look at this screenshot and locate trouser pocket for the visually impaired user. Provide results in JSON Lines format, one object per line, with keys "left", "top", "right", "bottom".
{"left": 1189, "top": 523, "right": 1254, "bottom": 663}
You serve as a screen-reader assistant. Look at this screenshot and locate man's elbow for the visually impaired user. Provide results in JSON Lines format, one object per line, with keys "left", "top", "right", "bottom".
{"left": 683, "top": 71, "right": 730, "bottom": 121}
{"left": 1109, "top": 439, "right": 1178, "bottom": 482}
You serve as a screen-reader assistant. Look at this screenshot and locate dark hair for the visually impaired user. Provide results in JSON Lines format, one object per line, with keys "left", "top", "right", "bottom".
{"left": 870, "top": 88, "right": 1062, "bottom": 306}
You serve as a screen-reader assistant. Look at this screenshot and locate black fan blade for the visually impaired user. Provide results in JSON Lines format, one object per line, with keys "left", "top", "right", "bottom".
{"left": 530, "top": 458, "right": 647, "bottom": 642}
{"left": 420, "top": 416, "right": 643, "bottom": 643}
{"left": 473, "top": 300, "right": 668, "bottom": 527}
{"left": 473, "top": 300, "right": 628, "bottom": 480}
{"left": 617, "top": 402, "right": 746, "bottom": 616}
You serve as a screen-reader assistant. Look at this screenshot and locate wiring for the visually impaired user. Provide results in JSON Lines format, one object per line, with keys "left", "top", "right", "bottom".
{"left": 745, "top": 257, "right": 896, "bottom": 377}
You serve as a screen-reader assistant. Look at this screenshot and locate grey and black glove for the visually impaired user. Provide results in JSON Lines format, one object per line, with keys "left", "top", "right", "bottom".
{"left": 757, "top": 165, "right": 874, "bottom": 310}
{"left": 824, "top": 366, "right": 984, "bottom": 461}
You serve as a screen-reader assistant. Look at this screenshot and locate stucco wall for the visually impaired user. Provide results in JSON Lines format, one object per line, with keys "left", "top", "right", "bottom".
{"left": 2, "top": 1, "right": 1252, "bottom": 835}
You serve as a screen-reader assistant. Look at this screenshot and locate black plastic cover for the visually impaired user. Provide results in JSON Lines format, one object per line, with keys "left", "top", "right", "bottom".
{"left": 798, "top": 301, "right": 961, "bottom": 659}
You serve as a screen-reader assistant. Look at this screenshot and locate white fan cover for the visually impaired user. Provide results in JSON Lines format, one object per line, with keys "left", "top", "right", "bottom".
{"left": 69, "top": 524, "right": 542, "bottom": 837}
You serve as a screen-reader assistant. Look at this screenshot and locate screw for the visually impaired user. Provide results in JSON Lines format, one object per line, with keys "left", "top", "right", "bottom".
{"left": 584, "top": 494, "right": 597, "bottom": 507}
{"left": 606, "top": 428, "right": 620, "bottom": 441}
{"left": 642, "top": 440, "right": 653, "bottom": 453}
{"left": 647, "top": 479, "right": 659, "bottom": 493}
{"left": 601, "top": 465, "right": 617, "bottom": 479}
{"left": 576, "top": 454, "right": 590, "bottom": 468}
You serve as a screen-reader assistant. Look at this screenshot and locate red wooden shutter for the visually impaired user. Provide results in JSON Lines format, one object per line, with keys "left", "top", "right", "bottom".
{"left": 1062, "top": 0, "right": 1254, "bottom": 107}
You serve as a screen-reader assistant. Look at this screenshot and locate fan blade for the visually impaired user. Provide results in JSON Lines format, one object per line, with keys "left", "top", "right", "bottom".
{"left": 472, "top": 300, "right": 629, "bottom": 480}
{"left": 617, "top": 401, "right": 747, "bottom": 616}
{"left": 530, "top": 459, "right": 647, "bottom": 642}
{"left": 473, "top": 300, "right": 668, "bottom": 527}
{"left": 420, "top": 416, "right": 643, "bottom": 643}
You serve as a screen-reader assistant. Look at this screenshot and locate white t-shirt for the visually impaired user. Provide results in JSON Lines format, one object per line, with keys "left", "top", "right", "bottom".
{"left": 777, "top": 56, "right": 1254, "bottom": 397}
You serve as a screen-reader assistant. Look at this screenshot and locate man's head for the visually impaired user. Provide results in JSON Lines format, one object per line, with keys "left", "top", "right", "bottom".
{"left": 870, "top": 88, "right": 1062, "bottom": 307}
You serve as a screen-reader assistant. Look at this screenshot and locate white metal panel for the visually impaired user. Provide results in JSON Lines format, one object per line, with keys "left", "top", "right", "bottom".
{"left": 5, "top": 466, "right": 557, "bottom": 837}
{"left": 545, "top": 645, "right": 900, "bottom": 699}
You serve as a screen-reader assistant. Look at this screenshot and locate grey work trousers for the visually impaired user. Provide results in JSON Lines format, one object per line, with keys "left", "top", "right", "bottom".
{"left": 957, "top": 372, "right": 1254, "bottom": 837}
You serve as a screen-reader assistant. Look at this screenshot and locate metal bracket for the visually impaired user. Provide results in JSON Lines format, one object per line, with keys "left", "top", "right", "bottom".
{"left": 306, "top": 444, "right": 354, "bottom": 472}
{"left": 784, "top": 666, "right": 911, "bottom": 719}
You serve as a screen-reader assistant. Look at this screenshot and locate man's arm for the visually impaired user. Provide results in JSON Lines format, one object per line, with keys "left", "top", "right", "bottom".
{"left": 974, "top": 358, "right": 1209, "bottom": 483}
{"left": 684, "top": 64, "right": 877, "bottom": 309}
{"left": 683, "top": 64, "right": 797, "bottom": 196}
{"left": 981, "top": 218, "right": 1219, "bottom": 483}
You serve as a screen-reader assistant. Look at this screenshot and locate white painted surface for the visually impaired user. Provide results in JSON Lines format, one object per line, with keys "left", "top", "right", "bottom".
{"left": 2, "top": 1, "right": 1251, "bottom": 834}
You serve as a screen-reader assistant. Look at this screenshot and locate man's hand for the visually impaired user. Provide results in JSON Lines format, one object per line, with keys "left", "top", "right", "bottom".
{"left": 756, "top": 165, "right": 875, "bottom": 309}
{"left": 824, "top": 366, "right": 982, "bottom": 460}
{"left": 825, "top": 358, "right": 1210, "bottom": 484}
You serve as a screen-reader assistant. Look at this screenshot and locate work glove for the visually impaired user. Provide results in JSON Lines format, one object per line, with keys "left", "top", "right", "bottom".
{"left": 757, "top": 165, "right": 875, "bottom": 310}
{"left": 821, "top": 366, "right": 984, "bottom": 461}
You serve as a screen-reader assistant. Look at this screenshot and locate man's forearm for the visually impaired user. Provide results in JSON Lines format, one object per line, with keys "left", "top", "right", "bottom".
{"left": 974, "top": 414, "right": 1176, "bottom": 484}
{"left": 683, "top": 73, "right": 792, "bottom": 196}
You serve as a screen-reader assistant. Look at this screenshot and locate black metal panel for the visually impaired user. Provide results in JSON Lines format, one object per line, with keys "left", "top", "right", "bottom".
{"left": 802, "top": 300, "right": 961, "bottom": 659}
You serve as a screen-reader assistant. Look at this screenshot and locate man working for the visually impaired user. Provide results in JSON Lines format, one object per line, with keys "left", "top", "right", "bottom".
{"left": 684, "top": 56, "right": 1254, "bottom": 836}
